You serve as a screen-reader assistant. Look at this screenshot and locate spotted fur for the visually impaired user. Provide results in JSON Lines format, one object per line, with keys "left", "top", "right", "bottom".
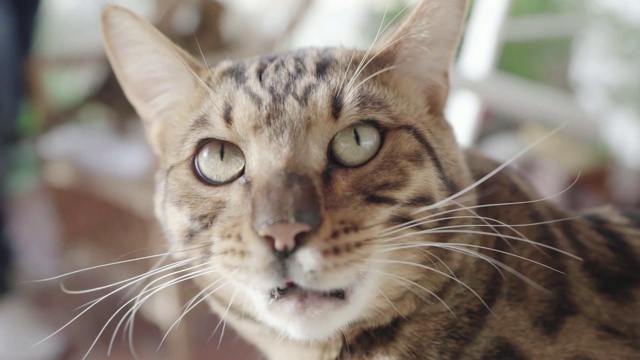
{"left": 101, "top": 1, "right": 640, "bottom": 359}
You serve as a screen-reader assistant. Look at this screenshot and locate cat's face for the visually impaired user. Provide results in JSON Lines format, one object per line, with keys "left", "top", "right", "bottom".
{"left": 102, "top": 0, "right": 470, "bottom": 342}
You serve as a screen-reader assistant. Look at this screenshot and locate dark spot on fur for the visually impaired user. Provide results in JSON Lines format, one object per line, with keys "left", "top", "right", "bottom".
{"left": 598, "top": 324, "right": 627, "bottom": 338}
{"left": 223, "top": 62, "right": 247, "bottom": 85}
{"left": 256, "top": 63, "right": 267, "bottom": 84}
{"left": 365, "top": 195, "right": 398, "bottom": 205}
{"left": 356, "top": 92, "right": 389, "bottom": 112}
{"left": 299, "top": 82, "right": 317, "bottom": 106}
{"left": 409, "top": 195, "right": 434, "bottom": 207}
{"left": 480, "top": 337, "right": 528, "bottom": 360}
{"left": 563, "top": 217, "right": 640, "bottom": 302}
{"left": 189, "top": 115, "right": 210, "bottom": 132}
{"left": 332, "top": 246, "right": 341, "bottom": 255}
{"left": 342, "top": 317, "right": 405, "bottom": 358}
{"left": 372, "top": 178, "right": 408, "bottom": 193}
{"left": 331, "top": 90, "right": 343, "bottom": 120}
{"left": 223, "top": 104, "right": 233, "bottom": 126}
{"left": 315, "top": 56, "right": 333, "bottom": 78}
{"left": 243, "top": 87, "right": 263, "bottom": 108}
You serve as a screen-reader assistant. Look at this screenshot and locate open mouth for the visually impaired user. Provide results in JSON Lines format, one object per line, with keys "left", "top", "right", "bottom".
{"left": 269, "top": 281, "right": 346, "bottom": 301}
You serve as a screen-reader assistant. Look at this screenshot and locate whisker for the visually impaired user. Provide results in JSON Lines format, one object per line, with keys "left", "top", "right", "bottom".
{"left": 158, "top": 277, "right": 230, "bottom": 350}
{"left": 370, "top": 258, "right": 489, "bottom": 311}
{"left": 62, "top": 256, "right": 198, "bottom": 296}
{"left": 379, "top": 173, "right": 580, "bottom": 236}
{"left": 411, "top": 125, "right": 568, "bottom": 216}
{"left": 365, "top": 268, "right": 456, "bottom": 318}
{"left": 344, "top": 3, "right": 410, "bottom": 96}
{"left": 383, "top": 228, "right": 579, "bottom": 259}
{"left": 32, "top": 256, "right": 203, "bottom": 353}
{"left": 375, "top": 285, "right": 406, "bottom": 320}
{"left": 379, "top": 242, "right": 565, "bottom": 274}
{"left": 121, "top": 264, "right": 218, "bottom": 349}
{"left": 352, "top": 64, "right": 399, "bottom": 92}
{"left": 217, "top": 287, "right": 239, "bottom": 349}
{"left": 102, "top": 263, "right": 215, "bottom": 357}
{"left": 27, "top": 245, "right": 209, "bottom": 284}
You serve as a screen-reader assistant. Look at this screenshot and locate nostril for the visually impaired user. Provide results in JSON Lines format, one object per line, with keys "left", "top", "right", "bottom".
{"left": 294, "top": 231, "right": 308, "bottom": 248}
{"left": 264, "top": 235, "right": 275, "bottom": 250}
{"left": 258, "top": 221, "right": 311, "bottom": 255}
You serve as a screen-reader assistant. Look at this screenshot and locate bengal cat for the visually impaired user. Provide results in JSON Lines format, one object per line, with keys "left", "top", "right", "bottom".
{"left": 99, "top": 0, "right": 640, "bottom": 358}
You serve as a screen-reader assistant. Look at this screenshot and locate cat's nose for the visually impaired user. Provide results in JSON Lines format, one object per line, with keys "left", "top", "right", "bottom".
{"left": 258, "top": 222, "right": 311, "bottom": 257}
{"left": 252, "top": 172, "right": 321, "bottom": 257}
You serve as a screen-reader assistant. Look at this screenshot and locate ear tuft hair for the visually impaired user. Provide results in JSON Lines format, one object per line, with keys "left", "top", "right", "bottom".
{"left": 376, "top": 0, "right": 469, "bottom": 113}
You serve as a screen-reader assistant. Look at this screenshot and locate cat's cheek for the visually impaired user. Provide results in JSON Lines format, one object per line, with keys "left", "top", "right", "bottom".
{"left": 159, "top": 203, "right": 194, "bottom": 251}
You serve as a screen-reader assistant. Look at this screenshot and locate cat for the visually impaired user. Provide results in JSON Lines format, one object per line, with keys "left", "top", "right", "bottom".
{"left": 100, "top": 0, "right": 640, "bottom": 358}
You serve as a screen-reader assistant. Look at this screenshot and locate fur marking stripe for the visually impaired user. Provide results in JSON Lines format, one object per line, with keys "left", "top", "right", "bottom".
{"left": 223, "top": 104, "right": 233, "bottom": 126}
{"left": 332, "top": 90, "right": 343, "bottom": 120}
{"left": 480, "top": 338, "right": 528, "bottom": 360}
{"left": 398, "top": 125, "right": 457, "bottom": 195}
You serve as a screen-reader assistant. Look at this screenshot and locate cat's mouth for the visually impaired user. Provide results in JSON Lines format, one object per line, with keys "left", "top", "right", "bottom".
{"left": 269, "top": 281, "right": 347, "bottom": 301}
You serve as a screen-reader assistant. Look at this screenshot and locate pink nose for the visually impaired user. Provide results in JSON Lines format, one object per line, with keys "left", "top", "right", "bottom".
{"left": 258, "top": 222, "right": 311, "bottom": 254}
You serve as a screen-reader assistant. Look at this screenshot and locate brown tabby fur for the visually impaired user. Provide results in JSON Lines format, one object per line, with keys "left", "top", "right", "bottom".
{"left": 101, "top": 0, "right": 640, "bottom": 358}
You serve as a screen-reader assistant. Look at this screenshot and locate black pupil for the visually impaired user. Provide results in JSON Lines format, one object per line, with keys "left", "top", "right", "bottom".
{"left": 353, "top": 127, "right": 361, "bottom": 146}
{"left": 219, "top": 143, "right": 225, "bottom": 161}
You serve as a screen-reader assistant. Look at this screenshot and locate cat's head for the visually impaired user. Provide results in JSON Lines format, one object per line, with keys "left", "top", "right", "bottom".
{"left": 102, "top": 0, "right": 471, "bottom": 342}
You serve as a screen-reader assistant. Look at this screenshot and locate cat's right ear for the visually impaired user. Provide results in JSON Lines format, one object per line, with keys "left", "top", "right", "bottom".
{"left": 101, "top": 5, "right": 203, "bottom": 154}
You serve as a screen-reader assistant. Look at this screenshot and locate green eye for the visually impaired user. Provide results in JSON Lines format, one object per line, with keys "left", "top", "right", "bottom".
{"left": 194, "top": 140, "right": 245, "bottom": 185}
{"left": 330, "top": 123, "right": 382, "bottom": 167}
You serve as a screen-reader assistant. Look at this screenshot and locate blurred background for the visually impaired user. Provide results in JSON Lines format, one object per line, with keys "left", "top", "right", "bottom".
{"left": 0, "top": 0, "right": 638, "bottom": 359}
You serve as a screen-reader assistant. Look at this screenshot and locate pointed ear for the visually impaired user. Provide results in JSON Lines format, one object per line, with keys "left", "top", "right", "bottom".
{"left": 376, "top": 0, "right": 469, "bottom": 114}
{"left": 101, "top": 5, "right": 203, "bottom": 154}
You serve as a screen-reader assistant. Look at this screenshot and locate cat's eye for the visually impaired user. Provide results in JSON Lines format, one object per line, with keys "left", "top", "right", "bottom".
{"left": 194, "top": 140, "right": 245, "bottom": 185}
{"left": 330, "top": 123, "right": 382, "bottom": 167}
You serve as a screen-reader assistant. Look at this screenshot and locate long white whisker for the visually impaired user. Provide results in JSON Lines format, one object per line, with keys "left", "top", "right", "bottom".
{"left": 365, "top": 268, "right": 455, "bottom": 318}
{"left": 370, "top": 258, "right": 489, "bottom": 311}
{"left": 378, "top": 242, "right": 565, "bottom": 274}
{"left": 352, "top": 65, "right": 399, "bottom": 92}
{"left": 217, "top": 287, "right": 239, "bottom": 349}
{"left": 62, "top": 256, "right": 197, "bottom": 296}
{"left": 411, "top": 125, "right": 568, "bottom": 216}
{"left": 158, "top": 277, "right": 230, "bottom": 350}
{"left": 101, "top": 263, "right": 214, "bottom": 357}
{"left": 383, "top": 228, "right": 579, "bottom": 259}
{"left": 32, "top": 256, "right": 201, "bottom": 352}
{"left": 121, "top": 264, "right": 218, "bottom": 353}
{"left": 375, "top": 285, "right": 406, "bottom": 320}
{"left": 344, "top": 3, "right": 410, "bottom": 95}
{"left": 381, "top": 172, "right": 581, "bottom": 236}
{"left": 28, "top": 246, "right": 207, "bottom": 284}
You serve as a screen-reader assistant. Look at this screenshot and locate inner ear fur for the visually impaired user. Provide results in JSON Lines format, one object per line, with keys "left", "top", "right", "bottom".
{"left": 375, "top": 0, "right": 469, "bottom": 114}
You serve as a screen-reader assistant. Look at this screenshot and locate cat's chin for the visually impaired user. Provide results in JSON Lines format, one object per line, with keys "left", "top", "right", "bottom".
{"left": 249, "top": 275, "right": 379, "bottom": 342}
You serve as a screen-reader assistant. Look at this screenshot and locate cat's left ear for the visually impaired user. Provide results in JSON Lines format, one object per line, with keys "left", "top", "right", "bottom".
{"left": 375, "top": 0, "right": 469, "bottom": 114}
{"left": 101, "top": 5, "right": 204, "bottom": 154}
